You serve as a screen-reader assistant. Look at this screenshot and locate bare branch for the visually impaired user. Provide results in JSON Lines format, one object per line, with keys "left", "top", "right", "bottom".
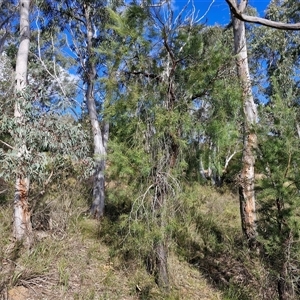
{"left": 0, "top": 139, "right": 14, "bottom": 150}
{"left": 33, "top": 13, "right": 82, "bottom": 113}
{"left": 296, "top": 123, "right": 300, "bottom": 139}
{"left": 142, "top": 0, "right": 169, "bottom": 8}
{"left": 224, "top": 149, "right": 240, "bottom": 172}
{"left": 0, "top": 17, "right": 10, "bottom": 30}
{"left": 225, "top": 0, "right": 300, "bottom": 30}
{"left": 44, "top": 170, "right": 54, "bottom": 187}
{"left": 198, "top": 0, "right": 215, "bottom": 22}
{"left": 0, "top": 30, "right": 9, "bottom": 53}
{"left": 125, "top": 70, "right": 162, "bottom": 81}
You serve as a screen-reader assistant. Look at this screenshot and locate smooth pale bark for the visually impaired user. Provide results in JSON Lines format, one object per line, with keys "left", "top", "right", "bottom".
{"left": 13, "top": 0, "right": 32, "bottom": 246}
{"left": 225, "top": 0, "right": 300, "bottom": 30}
{"left": 84, "top": 3, "right": 107, "bottom": 219}
{"left": 231, "top": 0, "right": 258, "bottom": 247}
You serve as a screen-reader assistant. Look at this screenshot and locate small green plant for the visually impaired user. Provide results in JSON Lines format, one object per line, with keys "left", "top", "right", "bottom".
{"left": 57, "top": 258, "right": 70, "bottom": 288}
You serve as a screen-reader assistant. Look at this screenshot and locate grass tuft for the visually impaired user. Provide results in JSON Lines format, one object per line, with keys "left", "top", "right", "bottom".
{"left": 0, "top": 179, "right": 279, "bottom": 299}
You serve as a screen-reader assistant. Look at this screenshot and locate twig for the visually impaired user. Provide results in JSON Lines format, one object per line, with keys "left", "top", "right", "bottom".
{"left": 0, "top": 139, "right": 14, "bottom": 149}
{"left": 198, "top": 0, "right": 215, "bottom": 23}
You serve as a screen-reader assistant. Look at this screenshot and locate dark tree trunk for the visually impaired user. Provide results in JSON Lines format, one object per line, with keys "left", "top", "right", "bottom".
{"left": 154, "top": 241, "right": 169, "bottom": 290}
{"left": 150, "top": 170, "right": 170, "bottom": 290}
{"left": 90, "top": 160, "right": 105, "bottom": 218}
{"left": 276, "top": 202, "right": 294, "bottom": 300}
{"left": 278, "top": 267, "right": 293, "bottom": 300}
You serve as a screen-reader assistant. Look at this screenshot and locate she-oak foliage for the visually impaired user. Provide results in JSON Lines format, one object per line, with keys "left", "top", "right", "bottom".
{"left": 6, "top": 0, "right": 300, "bottom": 297}
{"left": 101, "top": 3, "right": 242, "bottom": 289}
{"left": 249, "top": 0, "right": 300, "bottom": 297}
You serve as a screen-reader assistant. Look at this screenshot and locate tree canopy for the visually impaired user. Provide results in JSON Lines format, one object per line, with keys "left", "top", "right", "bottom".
{"left": 1, "top": 0, "right": 300, "bottom": 299}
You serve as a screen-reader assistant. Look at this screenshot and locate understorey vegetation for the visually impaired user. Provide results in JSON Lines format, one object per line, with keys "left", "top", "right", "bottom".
{"left": 1, "top": 0, "right": 300, "bottom": 299}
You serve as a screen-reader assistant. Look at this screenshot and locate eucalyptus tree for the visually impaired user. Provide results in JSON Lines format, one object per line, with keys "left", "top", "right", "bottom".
{"left": 13, "top": 0, "right": 32, "bottom": 246}
{"left": 39, "top": 0, "right": 115, "bottom": 219}
{"left": 248, "top": 1, "right": 300, "bottom": 298}
{"left": 226, "top": 0, "right": 259, "bottom": 248}
{"left": 225, "top": 0, "right": 300, "bottom": 254}
{"left": 226, "top": 0, "right": 300, "bottom": 297}
{"left": 0, "top": 1, "right": 90, "bottom": 246}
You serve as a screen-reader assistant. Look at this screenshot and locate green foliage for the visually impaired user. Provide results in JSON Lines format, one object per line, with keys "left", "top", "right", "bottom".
{"left": 0, "top": 3, "right": 93, "bottom": 188}
{"left": 256, "top": 75, "right": 300, "bottom": 294}
{"left": 97, "top": 5, "right": 246, "bottom": 286}
{"left": 0, "top": 91, "right": 91, "bottom": 184}
{"left": 4, "top": 0, "right": 300, "bottom": 297}
{"left": 242, "top": 2, "right": 300, "bottom": 295}
{"left": 0, "top": 62, "right": 91, "bottom": 188}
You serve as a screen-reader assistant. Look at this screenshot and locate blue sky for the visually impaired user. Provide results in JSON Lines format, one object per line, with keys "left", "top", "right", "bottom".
{"left": 69, "top": 0, "right": 274, "bottom": 114}
{"left": 185, "top": 0, "right": 271, "bottom": 25}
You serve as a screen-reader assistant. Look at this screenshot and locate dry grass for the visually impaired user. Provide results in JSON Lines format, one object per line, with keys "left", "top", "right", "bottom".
{"left": 1, "top": 218, "right": 222, "bottom": 300}
{"left": 0, "top": 180, "right": 277, "bottom": 300}
{"left": 0, "top": 179, "right": 221, "bottom": 300}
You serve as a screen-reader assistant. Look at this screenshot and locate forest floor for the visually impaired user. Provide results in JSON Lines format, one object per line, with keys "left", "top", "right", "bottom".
{"left": 0, "top": 180, "right": 277, "bottom": 299}
{"left": 1, "top": 220, "right": 221, "bottom": 300}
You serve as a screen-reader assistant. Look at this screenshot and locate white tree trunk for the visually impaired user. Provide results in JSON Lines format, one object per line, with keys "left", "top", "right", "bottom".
{"left": 231, "top": 0, "right": 258, "bottom": 247}
{"left": 226, "top": 0, "right": 300, "bottom": 30}
{"left": 13, "top": 177, "right": 31, "bottom": 242}
{"left": 84, "top": 3, "right": 108, "bottom": 218}
{"left": 87, "top": 80, "right": 107, "bottom": 218}
{"left": 13, "top": 0, "right": 32, "bottom": 246}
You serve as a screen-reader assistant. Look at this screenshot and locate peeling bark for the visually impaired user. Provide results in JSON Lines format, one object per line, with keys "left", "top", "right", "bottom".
{"left": 13, "top": 177, "right": 32, "bottom": 246}
{"left": 231, "top": 0, "right": 258, "bottom": 247}
{"left": 13, "top": 0, "right": 32, "bottom": 246}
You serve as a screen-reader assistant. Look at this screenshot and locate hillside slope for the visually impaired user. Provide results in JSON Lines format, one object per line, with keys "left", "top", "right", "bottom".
{"left": 0, "top": 181, "right": 276, "bottom": 299}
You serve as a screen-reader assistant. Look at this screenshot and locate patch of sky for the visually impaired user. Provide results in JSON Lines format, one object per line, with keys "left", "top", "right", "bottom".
{"left": 27, "top": 1, "right": 274, "bottom": 119}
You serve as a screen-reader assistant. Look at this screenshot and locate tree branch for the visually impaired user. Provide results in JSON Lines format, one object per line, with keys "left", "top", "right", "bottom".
{"left": 238, "top": 0, "right": 248, "bottom": 13}
{"left": 125, "top": 70, "right": 162, "bottom": 81}
{"left": 0, "top": 139, "right": 14, "bottom": 150}
{"left": 225, "top": 0, "right": 300, "bottom": 30}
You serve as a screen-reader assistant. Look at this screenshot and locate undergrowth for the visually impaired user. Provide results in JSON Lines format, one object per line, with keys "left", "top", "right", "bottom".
{"left": 0, "top": 178, "right": 279, "bottom": 299}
